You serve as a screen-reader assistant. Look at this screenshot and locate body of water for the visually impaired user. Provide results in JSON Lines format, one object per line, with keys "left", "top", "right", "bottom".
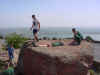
{"left": 0, "top": 27, "right": 100, "bottom": 41}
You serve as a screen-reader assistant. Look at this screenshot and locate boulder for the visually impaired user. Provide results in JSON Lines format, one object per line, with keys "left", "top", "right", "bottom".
{"left": 15, "top": 40, "right": 93, "bottom": 75}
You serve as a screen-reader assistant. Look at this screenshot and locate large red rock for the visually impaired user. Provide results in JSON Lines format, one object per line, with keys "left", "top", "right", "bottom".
{"left": 15, "top": 40, "right": 93, "bottom": 75}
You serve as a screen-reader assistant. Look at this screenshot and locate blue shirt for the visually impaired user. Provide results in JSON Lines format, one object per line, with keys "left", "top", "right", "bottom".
{"left": 8, "top": 46, "right": 14, "bottom": 59}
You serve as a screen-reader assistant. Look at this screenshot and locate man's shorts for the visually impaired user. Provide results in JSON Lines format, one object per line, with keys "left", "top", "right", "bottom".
{"left": 9, "top": 53, "right": 14, "bottom": 60}
{"left": 33, "top": 29, "right": 38, "bottom": 34}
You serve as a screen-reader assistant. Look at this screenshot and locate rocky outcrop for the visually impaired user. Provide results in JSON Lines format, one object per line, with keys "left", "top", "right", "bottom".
{"left": 15, "top": 40, "right": 93, "bottom": 75}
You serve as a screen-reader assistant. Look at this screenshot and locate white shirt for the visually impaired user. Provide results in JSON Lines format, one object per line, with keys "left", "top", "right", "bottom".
{"left": 32, "top": 19, "right": 39, "bottom": 30}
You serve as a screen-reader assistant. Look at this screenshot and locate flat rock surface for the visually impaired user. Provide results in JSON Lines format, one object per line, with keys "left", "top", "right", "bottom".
{"left": 26, "top": 40, "right": 93, "bottom": 63}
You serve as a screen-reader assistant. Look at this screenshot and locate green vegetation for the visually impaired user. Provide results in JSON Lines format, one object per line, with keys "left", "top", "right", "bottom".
{"left": 2, "top": 44, "right": 7, "bottom": 51}
{"left": 5, "top": 33, "right": 29, "bottom": 49}
{"left": 0, "top": 35, "right": 3, "bottom": 39}
{"left": 85, "top": 36, "right": 94, "bottom": 42}
{"left": 52, "top": 37, "right": 57, "bottom": 40}
{"left": 43, "top": 37, "right": 48, "bottom": 40}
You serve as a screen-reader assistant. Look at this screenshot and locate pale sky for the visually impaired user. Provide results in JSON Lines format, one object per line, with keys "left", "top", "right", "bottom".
{"left": 0, "top": 0, "right": 100, "bottom": 28}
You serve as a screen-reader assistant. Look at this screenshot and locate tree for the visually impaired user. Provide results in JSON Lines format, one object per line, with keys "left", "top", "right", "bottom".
{"left": 6, "top": 33, "right": 28, "bottom": 49}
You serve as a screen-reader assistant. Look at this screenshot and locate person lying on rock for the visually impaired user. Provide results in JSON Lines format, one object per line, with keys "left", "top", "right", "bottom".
{"left": 31, "top": 14, "right": 40, "bottom": 42}
{"left": 69, "top": 28, "right": 83, "bottom": 45}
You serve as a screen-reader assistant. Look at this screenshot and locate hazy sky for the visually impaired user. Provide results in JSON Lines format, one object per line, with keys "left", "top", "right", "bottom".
{"left": 0, "top": 0, "right": 100, "bottom": 28}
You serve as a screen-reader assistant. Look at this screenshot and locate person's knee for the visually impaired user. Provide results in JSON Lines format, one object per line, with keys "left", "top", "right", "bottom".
{"left": 34, "top": 34, "right": 36, "bottom": 37}
{"left": 35, "top": 33, "right": 38, "bottom": 37}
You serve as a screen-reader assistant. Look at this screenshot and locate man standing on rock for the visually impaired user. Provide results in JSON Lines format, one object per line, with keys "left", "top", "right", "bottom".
{"left": 31, "top": 14, "right": 40, "bottom": 42}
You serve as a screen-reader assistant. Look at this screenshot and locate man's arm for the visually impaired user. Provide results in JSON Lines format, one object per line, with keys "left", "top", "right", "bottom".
{"left": 31, "top": 24, "right": 34, "bottom": 30}
{"left": 38, "top": 21, "right": 40, "bottom": 31}
{"left": 32, "top": 24, "right": 34, "bottom": 28}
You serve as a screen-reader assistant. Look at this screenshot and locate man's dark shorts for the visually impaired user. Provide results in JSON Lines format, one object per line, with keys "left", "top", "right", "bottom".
{"left": 33, "top": 29, "right": 38, "bottom": 34}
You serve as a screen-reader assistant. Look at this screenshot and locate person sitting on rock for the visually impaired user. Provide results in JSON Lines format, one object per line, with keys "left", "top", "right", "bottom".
{"left": 70, "top": 28, "right": 83, "bottom": 45}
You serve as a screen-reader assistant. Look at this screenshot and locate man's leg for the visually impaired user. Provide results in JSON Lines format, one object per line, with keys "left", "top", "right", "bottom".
{"left": 34, "top": 33, "right": 39, "bottom": 42}
{"left": 9, "top": 54, "right": 14, "bottom": 65}
{"left": 33, "top": 34, "right": 36, "bottom": 41}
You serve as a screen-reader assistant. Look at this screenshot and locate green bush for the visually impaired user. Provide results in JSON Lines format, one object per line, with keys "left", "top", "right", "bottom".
{"left": 2, "top": 44, "right": 7, "bottom": 51}
{"left": 43, "top": 37, "right": 48, "bottom": 40}
{"left": 85, "top": 36, "right": 94, "bottom": 42}
{"left": 52, "top": 37, "right": 57, "bottom": 40}
{"left": 0, "top": 35, "right": 3, "bottom": 39}
{"left": 5, "top": 33, "right": 28, "bottom": 49}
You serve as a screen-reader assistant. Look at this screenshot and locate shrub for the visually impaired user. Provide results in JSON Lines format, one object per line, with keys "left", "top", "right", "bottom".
{"left": 43, "top": 37, "right": 48, "bottom": 40}
{"left": 2, "top": 44, "right": 7, "bottom": 51}
{"left": 52, "top": 37, "right": 57, "bottom": 40}
{"left": 0, "top": 35, "right": 3, "bottom": 39}
{"left": 5, "top": 33, "right": 28, "bottom": 49}
{"left": 39, "top": 38, "right": 42, "bottom": 40}
{"left": 85, "top": 36, "right": 94, "bottom": 42}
